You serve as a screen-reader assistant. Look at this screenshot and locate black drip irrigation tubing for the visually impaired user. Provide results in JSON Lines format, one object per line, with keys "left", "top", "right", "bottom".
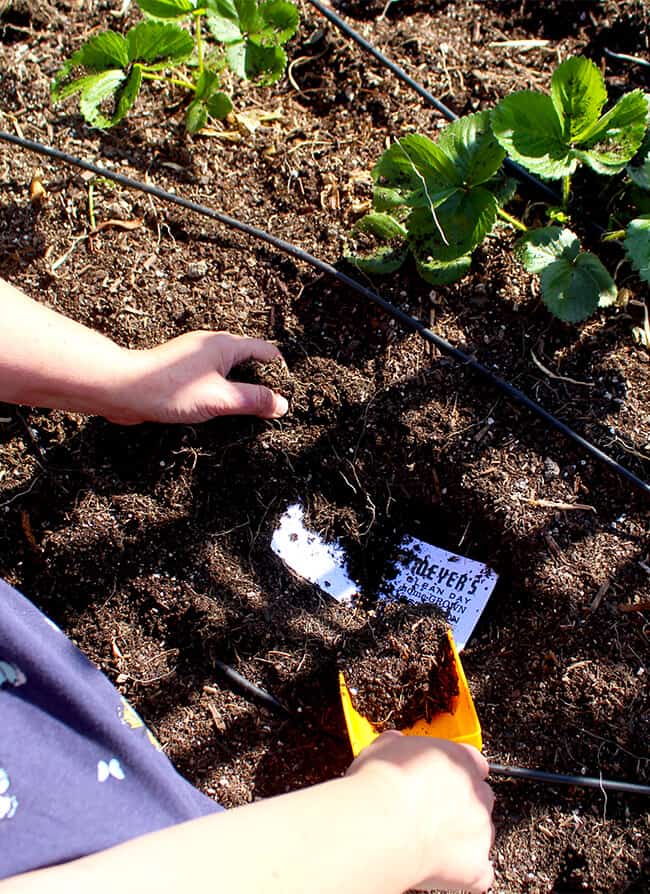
{"left": 1, "top": 130, "right": 648, "bottom": 498}
{"left": 214, "top": 659, "right": 292, "bottom": 715}
{"left": 488, "top": 763, "right": 650, "bottom": 797}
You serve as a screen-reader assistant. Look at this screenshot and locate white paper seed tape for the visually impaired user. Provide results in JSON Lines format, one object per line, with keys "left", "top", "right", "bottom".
{"left": 271, "top": 504, "right": 498, "bottom": 651}
{"left": 270, "top": 503, "right": 359, "bottom": 603}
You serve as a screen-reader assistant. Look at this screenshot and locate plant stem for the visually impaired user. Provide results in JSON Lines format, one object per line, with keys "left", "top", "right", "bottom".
{"left": 87, "top": 182, "right": 96, "bottom": 229}
{"left": 195, "top": 12, "right": 204, "bottom": 77}
{"left": 497, "top": 207, "right": 528, "bottom": 233}
{"left": 562, "top": 174, "right": 571, "bottom": 209}
{"left": 601, "top": 228, "right": 626, "bottom": 242}
{"left": 141, "top": 71, "right": 196, "bottom": 92}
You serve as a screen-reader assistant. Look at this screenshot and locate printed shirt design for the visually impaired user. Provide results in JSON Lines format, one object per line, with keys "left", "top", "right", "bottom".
{"left": 0, "top": 660, "right": 26, "bottom": 689}
{"left": 0, "top": 767, "right": 18, "bottom": 820}
{"left": 0, "top": 578, "right": 221, "bottom": 880}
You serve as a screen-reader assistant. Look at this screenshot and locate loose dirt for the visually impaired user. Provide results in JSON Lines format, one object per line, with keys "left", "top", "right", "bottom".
{"left": 342, "top": 600, "right": 458, "bottom": 730}
{"left": 1, "top": 1, "right": 649, "bottom": 891}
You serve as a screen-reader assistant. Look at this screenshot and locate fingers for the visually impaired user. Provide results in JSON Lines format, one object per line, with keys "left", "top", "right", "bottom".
{"left": 216, "top": 381, "right": 289, "bottom": 419}
{"left": 218, "top": 333, "right": 285, "bottom": 371}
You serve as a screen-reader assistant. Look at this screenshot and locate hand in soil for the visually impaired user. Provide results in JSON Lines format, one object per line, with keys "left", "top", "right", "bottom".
{"left": 0, "top": 277, "right": 289, "bottom": 424}
{"left": 112, "top": 331, "right": 290, "bottom": 424}
{"left": 347, "top": 731, "right": 494, "bottom": 893}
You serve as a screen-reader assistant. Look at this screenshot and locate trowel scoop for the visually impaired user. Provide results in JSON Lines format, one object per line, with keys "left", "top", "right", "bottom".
{"left": 339, "top": 628, "right": 482, "bottom": 757}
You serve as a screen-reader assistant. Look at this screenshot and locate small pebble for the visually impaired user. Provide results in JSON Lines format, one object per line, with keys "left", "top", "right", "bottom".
{"left": 186, "top": 260, "right": 208, "bottom": 280}
{"left": 543, "top": 457, "right": 560, "bottom": 481}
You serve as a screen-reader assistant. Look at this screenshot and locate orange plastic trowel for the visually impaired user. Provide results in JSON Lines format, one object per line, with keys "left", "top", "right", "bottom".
{"left": 339, "top": 629, "right": 482, "bottom": 757}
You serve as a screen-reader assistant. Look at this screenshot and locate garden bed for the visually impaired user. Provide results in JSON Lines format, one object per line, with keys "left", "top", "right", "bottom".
{"left": 1, "top": 0, "right": 649, "bottom": 891}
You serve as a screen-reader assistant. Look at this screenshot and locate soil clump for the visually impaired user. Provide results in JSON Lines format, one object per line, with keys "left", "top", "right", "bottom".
{"left": 341, "top": 600, "right": 458, "bottom": 731}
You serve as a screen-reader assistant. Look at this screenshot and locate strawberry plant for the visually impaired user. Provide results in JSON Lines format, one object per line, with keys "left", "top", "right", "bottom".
{"left": 51, "top": 0, "right": 300, "bottom": 133}
{"left": 349, "top": 56, "right": 650, "bottom": 324}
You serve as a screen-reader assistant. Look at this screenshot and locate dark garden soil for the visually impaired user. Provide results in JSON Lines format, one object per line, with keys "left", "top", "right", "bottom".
{"left": 1, "top": 0, "right": 649, "bottom": 891}
{"left": 342, "top": 600, "right": 458, "bottom": 730}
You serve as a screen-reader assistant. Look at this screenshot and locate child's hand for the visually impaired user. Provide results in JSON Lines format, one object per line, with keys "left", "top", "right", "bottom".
{"left": 347, "top": 732, "right": 494, "bottom": 893}
{"left": 106, "top": 331, "right": 289, "bottom": 425}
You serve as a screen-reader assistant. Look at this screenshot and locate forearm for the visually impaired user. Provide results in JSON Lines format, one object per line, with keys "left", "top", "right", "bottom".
{"left": 3, "top": 774, "right": 419, "bottom": 894}
{"left": 0, "top": 278, "right": 131, "bottom": 418}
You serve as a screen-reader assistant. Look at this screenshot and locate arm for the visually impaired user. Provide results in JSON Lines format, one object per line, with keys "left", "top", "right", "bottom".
{"left": 1, "top": 734, "right": 494, "bottom": 894}
{"left": 0, "top": 278, "right": 288, "bottom": 423}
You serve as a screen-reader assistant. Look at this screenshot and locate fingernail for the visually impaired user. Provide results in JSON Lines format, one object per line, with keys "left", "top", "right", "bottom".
{"left": 275, "top": 395, "right": 289, "bottom": 416}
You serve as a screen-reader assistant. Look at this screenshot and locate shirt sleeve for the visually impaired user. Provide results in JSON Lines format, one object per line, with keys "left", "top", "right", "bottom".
{"left": 0, "top": 578, "right": 221, "bottom": 879}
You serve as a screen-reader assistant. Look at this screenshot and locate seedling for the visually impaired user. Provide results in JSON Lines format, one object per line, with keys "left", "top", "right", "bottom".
{"left": 349, "top": 56, "right": 650, "bottom": 324}
{"left": 51, "top": 0, "right": 299, "bottom": 133}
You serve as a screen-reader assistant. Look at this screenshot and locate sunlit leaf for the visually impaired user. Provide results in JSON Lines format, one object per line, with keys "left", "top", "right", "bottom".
{"left": 493, "top": 58, "right": 647, "bottom": 181}
{"left": 78, "top": 70, "right": 128, "bottom": 127}
{"left": 491, "top": 91, "right": 573, "bottom": 179}
{"left": 136, "top": 0, "right": 195, "bottom": 18}
{"left": 515, "top": 226, "right": 579, "bottom": 273}
{"left": 226, "top": 40, "right": 286, "bottom": 83}
{"left": 437, "top": 110, "right": 505, "bottom": 187}
{"left": 206, "top": 0, "right": 242, "bottom": 41}
{"left": 540, "top": 253, "right": 616, "bottom": 322}
{"left": 127, "top": 20, "right": 194, "bottom": 63}
{"left": 575, "top": 90, "right": 648, "bottom": 173}
{"left": 550, "top": 56, "right": 606, "bottom": 142}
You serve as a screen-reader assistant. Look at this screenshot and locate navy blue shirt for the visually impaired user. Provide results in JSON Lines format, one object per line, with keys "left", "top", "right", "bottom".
{"left": 0, "top": 578, "right": 221, "bottom": 879}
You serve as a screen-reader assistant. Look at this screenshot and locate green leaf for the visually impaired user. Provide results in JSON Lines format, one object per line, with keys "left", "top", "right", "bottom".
{"left": 540, "top": 253, "right": 616, "bottom": 322}
{"left": 113, "top": 64, "right": 143, "bottom": 124}
{"left": 408, "top": 187, "right": 498, "bottom": 262}
{"left": 78, "top": 70, "right": 129, "bottom": 127}
{"left": 627, "top": 127, "right": 650, "bottom": 190}
{"left": 372, "top": 185, "right": 410, "bottom": 212}
{"left": 414, "top": 253, "right": 471, "bottom": 285}
{"left": 493, "top": 57, "right": 647, "bottom": 181}
{"left": 624, "top": 214, "right": 650, "bottom": 284}
{"left": 515, "top": 226, "right": 579, "bottom": 274}
{"left": 550, "top": 56, "right": 606, "bottom": 142}
{"left": 194, "top": 68, "right": 220, "bottom": 100}
{"left": 206, "top": 0, "right": 242, "bottom": 41}
{"left": 574, "top": 90, "right": 648, "bottom": 173}
{"left": 491, "top": 91, "right": 573, "bottom": 179}
{"left": 353, "top": 212, "right": 408, "bottom": 240}
{"left": 185, "top": 78, "right": 232, "bottom": 131}
{"left": 71, "top": 31, "right": 130, "bottom": 71}
{"left": 517, "top": 227, "right": 615, "bottom": 322}
{"left": 373, "top": 134, "right": 461, "bottom": 211}
{"left": 206, "top": 90, "right": 233, "bottom": 118}
{"left": 225, "top": 40, "right": 286, "bottom": 83}
{"left": 437, "top": 111, "right": 506, "bottom": 187}
{"left": 136, "top": 0, "right": 195, "bottom": 18}
{"left": 234, "top": 0, "right": 263, "bottom": 33}
{"left": 127, "top": 20, "right": 194, "bottom": 63}
{"left": 186, "top": 99, "right": 208, "bottom": 132}
{"left": 258, "top": 0, "right": 299, "bottom": 44}
{"left": 344, "top": 246, "right": 408, "bottom": 276}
